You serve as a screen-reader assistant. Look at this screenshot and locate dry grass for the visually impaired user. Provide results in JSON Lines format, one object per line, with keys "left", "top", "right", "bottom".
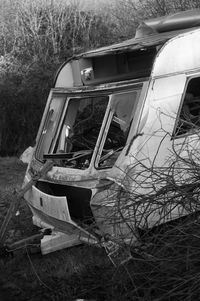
{"left": 0, "top": 157, "right": 114, "bottom": 301}
{"left": 1, "top": 157, "right": 200, "bottom": 300}
{"left": 0, "top": 157, "right": 26, "bottom": 189}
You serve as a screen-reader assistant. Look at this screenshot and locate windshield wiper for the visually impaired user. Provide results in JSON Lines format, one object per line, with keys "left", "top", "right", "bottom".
{"left": 43, "top": 150, "right": 92, "bottom": 161}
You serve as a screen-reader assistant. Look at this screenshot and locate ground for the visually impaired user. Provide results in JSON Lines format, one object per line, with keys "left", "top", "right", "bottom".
{"left": 0, "top": 157, "right": 118, "bottom": 301}
{"left": 1, "top": 158, "right": 200, "bottom": 300}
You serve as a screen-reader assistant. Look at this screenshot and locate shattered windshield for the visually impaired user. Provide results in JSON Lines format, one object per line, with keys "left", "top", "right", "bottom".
{"left": 98, "top": 90, "right": 141, "bottom": 168}
{"left": 52, "top": 96, "right": 109, "bottom": 168}
{"left": 36, "top": 94, "right": 66, "bottom": 161}
{"left": 36, "top": 87, "right": 142, "bottom": 170}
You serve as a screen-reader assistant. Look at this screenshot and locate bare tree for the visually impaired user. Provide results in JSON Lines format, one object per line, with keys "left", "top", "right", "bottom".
{"left": 110, "top": 0, "right": 200, "bottom": 39}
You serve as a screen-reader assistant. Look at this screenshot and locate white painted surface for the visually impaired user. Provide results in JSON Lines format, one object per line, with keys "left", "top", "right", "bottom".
{"left": 20, "top": 146, "right": 33, "bottom": 164}
{"left": 152, "top": 29, "right": 200, "bottom": 77}
{"left": 32, "top": 215, "right": 54, "bottom": 230}
{"left": 41, "top": 231, "right": 81, "bottom": 255}
{"left": 31, "top": 186, "right": 71, "bottom": 222}
{"left": 55, "top": 63, "right": 74, "bottom": 88}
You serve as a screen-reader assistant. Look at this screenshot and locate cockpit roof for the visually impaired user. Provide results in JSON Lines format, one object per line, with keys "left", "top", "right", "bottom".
{"left": 75, "top": 9, "right": 200, "bottom": 59}
{"left": 76, "top": 27, "right": 197, "bottom": 59}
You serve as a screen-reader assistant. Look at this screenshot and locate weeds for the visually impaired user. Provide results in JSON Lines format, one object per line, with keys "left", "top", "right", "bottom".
{"left": 91, "top": 128, "right": 200, "bottom": 300}
{"left": 2, "top": 137, "right": 200, "bottom": 301}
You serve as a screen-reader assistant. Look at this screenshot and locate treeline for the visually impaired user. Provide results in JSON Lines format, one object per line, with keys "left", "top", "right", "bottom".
{"left": 0, "top": 0, "right": 119, "bottom": 155}
{"left": 0, "top": 0, "right": 199, "bottom": 155}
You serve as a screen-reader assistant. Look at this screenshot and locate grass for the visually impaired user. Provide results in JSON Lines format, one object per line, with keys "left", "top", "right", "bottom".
{"left": 0, "top": 157, "right": 115, "bottom": 301}
{"left": 1, "top": 157, "right": 200, "bottom": 300}
{"left": 0, "top": 157, "right": 26, "bottom": 189}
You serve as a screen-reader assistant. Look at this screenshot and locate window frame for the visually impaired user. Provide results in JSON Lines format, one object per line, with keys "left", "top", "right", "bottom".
{"left": 172, "top": 75, "right": 200, "bottom": 139}
{"left": 94, "top": 88, "right": 142, "bottom": 169}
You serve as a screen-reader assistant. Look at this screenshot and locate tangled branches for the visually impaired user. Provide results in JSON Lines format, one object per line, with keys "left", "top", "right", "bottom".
{"left": 92, "top": 128, "right": 200, "bottom": 300}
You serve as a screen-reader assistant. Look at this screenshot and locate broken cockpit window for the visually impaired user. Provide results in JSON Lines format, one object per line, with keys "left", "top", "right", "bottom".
{"left": 36, "top": 88, "right": 141, "bottom": 170}
{"left": 36, "top": 93, "right": 66, "bottom": 161}
{"left": 53, "top": 95, "right": 109, "bottom": 169}
{"left": 98, "top": 90, "right": 141, "bottom": 168}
